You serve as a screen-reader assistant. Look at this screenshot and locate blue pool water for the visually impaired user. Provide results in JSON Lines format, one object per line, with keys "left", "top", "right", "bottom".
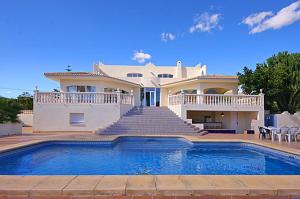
{"left": 0, "top": 137, "right": 299, "bottom": 175}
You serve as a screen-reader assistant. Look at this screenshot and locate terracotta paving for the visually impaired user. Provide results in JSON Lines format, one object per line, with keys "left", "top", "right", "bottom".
{"left": 0, "top": 175, "right": 300, "bottom": 199}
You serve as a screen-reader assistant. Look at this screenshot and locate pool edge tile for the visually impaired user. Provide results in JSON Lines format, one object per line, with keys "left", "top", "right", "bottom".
{"left": 30, "top": 175, "right": 76, "bottom": 196}
{"left": 155, "top": 175, "right": 192, "bottom": 196}
{"left": 126, "top": 175, "right": 156, "bottom": 196}
{"left": 62, "top": 175, "right": 103, "bottom": 196}
{"left": 95, "top": 175, "right": 128, "bottom": 196}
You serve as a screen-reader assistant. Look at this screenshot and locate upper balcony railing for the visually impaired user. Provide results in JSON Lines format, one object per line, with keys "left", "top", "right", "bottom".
{"left": 34, "top": 92, "right": 134, "bottom": 105}
{"left": 168, "top": 93, "right": 264, "bottom": 107}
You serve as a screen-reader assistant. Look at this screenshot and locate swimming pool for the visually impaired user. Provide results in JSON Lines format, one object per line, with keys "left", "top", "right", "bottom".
{"left": 0, "top": 137, "right": 299, "bottom": 175}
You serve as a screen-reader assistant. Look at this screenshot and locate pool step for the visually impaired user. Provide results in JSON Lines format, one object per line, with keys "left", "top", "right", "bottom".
{"left": 98, "top": 106, "right": 201, "bottom": 135}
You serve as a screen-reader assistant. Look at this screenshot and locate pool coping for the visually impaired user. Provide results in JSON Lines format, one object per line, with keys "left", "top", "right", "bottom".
{"left": 0, "top": 135, "right": 299, "bottom": 198}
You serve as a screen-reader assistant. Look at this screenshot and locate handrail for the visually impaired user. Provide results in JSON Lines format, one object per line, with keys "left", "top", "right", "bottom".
{"left": 34, "top": 92, "right": 134, "bottom": 105}
{"left": 168, "top": 93, "right": 264, "bottom": 106}
{"left": 175, "top": 93, "right": 262, "bottom": 97}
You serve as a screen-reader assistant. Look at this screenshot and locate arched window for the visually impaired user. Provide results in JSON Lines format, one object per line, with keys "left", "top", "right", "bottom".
{"left": 127, "top": 73, "right": 143, "bottom": 77}
{"left": 157, "top": 74, "right": 173, "bottom": 78}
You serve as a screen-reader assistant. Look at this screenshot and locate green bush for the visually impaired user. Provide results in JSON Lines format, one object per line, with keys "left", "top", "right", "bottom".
{"left": 16, "top": 92, "right": 33, "bottom": 110}
{"left": 0, "top": 97, "right": 22, "bottom": 123}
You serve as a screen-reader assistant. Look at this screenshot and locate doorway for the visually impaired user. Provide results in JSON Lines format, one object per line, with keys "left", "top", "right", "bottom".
{"left": 145, "top": 90, "right": 155, "bottom": 106}
{"left": 141, "top": 88, "right": 160, "bottom": 106}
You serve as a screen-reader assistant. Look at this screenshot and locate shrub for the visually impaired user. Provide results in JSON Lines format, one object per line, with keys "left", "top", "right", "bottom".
{"left": 0, "top": 97, "right": 22, "bottom": 123}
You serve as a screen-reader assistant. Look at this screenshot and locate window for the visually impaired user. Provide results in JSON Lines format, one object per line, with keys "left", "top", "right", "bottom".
{"left": 174, "top": 89, "right": 197, "bottom": 94}
{"left": 104, "top": 88, "right": 129, "bottom": 94}
{"left": 67, "top": 85, "right": 77, "bottom": 92}
{"left": 127, "top": 73, "right": 143, "bottom": 77}
{"left": 70, "top": 113, "right": 84, "bottom": 125}
{"left": 67, "top": 85, "right": 96, "bottom": 92}
{"left": 157, "top": 74, "right": 173, "bottom": 78}
{"left": 87, "top": 86, "right": 96, "bottom": 92}
{"left": 77, "top": 86, "right": 85, "bottom": 92}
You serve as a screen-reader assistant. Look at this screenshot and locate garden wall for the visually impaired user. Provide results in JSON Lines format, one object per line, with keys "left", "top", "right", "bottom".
{"left": 266, "top": 111, "right": 300, "bottom": 128}
{"left": 0, "top": 122, "right": 22, "bottom": 136}
{"left": 18, "top": 110, "right": 33, "bottom": 127}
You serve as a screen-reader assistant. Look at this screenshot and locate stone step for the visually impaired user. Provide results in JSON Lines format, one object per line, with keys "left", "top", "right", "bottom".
{"left": 98, "top": 106, "right": 199, "bottom": 135}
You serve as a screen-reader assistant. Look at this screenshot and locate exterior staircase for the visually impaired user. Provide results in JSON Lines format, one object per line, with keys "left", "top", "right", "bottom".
{"left": 99, "top": 106, "right": 204, "bottom": 135}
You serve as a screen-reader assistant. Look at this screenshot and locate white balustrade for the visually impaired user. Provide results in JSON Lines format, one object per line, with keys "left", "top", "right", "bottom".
{"left": 168, "top": 94, "right": 263, "bottom": 107}
{"left": 35, "top": 92, "right": 134, "bottom": 105}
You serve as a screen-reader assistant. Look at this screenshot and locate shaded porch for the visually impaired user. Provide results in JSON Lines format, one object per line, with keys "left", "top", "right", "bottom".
{"left": 186, "top": 110, "right": 259, "bottom": 133}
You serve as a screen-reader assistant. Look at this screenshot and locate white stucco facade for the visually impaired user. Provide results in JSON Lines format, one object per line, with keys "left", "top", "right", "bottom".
{"left": 33, "top": 61, "right": 264, "bottom": 133}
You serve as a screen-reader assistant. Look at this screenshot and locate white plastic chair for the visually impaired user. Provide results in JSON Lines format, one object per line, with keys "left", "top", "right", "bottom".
{"left": 280, "top": 126, "right": 290, "bottom": 142}
{"left": 274, "top": 126, "right": 289, "bottom": 142}
{"left": 295, "top": 129, "right": 300, "bottom": 142}
{"left": 286, "top": 127, "right": 299, "bottom": 142}
{"left": 267, "top": 126, "right": 278, "bottom": 141}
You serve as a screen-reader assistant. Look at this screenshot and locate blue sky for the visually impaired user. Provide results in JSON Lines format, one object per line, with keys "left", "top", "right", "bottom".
{"left": 1, "top": 0, "right": 300, "bottom": 98}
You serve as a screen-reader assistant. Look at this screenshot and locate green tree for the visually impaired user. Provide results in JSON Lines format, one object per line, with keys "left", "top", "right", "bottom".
{"left": 16, "top": 92, "right": 33, "bottom": 110}
{"left": 0, "top": 97, "right": 21, "bottom": 123}
{"left": 238, "top": 51, "right": 300, "bottom": 114}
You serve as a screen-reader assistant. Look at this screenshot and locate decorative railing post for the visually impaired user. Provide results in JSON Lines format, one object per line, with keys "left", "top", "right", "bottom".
{"left": 168, "top": 90, "right": 172, "bottom": 106}
{"left": 34, "top": 85, "right": 39, "bottom": 103}
{"left": 180, "top": 89, "right": 185, "bottom": 105}
{"left": 259, "top": 89, "right": 264, "bottom": 107}
{"left": 130, "top": 90, "right": 134, "bottom": 105}
{"left": 116, "top": 88, "right": 121, "bottom": 104}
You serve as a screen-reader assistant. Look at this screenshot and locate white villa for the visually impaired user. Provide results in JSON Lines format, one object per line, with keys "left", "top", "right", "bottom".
{"left": 33, "top": 61, "right": 264, "bottom": 134}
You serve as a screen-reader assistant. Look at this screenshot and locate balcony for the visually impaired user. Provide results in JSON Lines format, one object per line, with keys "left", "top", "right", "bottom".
{"left": 34, "top": 92, "right": 134, "bottom": 105}
{"left": 168, "top": 93, "right": 264, "bottom": 111}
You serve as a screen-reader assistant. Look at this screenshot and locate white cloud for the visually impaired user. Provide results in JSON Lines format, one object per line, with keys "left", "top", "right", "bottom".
{"left": 132, "top": 51, "right": 151, "bottom": 63}
{"left": 161, "top": 32, "right": 176, "bottom": 42}
{"left": 242, "top": 1, "right": 300, "bottom": 34}
{"left": 242, "top": 11, "right": 273, "bottom": 27}
{"left": 189, "top": 12, "right": 222, "bottom": 33}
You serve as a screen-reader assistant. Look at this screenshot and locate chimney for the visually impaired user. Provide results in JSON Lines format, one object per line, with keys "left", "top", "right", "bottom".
{"left": 175, "top": 60, "right": 183, "bottom": 78}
